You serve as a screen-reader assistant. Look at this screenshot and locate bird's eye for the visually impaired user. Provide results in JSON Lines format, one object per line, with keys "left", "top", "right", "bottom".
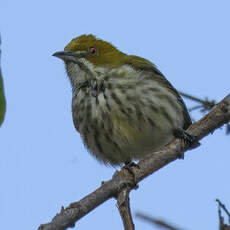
{"left": 89, "top": 47, "right": 97, "bottom": 55}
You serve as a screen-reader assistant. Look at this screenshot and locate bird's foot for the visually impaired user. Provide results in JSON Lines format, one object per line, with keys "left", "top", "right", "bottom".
{"left": 124, "top": 161, "right": 140, "bottom": 169}
{"left": 123, "top": 161, "right": 140, "bottom": 190}
{"left": 173, "top": 128, "right": 201, "bottom": 159}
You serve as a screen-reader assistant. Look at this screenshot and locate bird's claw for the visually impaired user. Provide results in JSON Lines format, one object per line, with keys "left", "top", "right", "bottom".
{"left": 173, "top": 128, "right": 201, "bottom": 159}
{"left": 123, "top": 161, "right": 140, "bottom": 189}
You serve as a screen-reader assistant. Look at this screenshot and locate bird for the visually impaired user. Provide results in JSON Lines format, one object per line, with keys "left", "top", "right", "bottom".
{"left": 53, "top": 34, "right": 193, "bottom": 166}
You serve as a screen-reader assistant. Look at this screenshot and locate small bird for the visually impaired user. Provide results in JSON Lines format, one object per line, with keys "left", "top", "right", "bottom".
{"left": 53, "top": 34, "right": 192, "bottom": 166}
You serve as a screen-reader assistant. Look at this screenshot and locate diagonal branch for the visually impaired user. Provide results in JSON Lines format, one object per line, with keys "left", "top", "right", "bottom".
{"left": 38, "top": 93, "right": 230, "bottom": 230}
{"left": 216, "top": 199, "right": 230, "bottom": 228}
{"left": 117, "top": 187, "right": 135, "bottom": 230}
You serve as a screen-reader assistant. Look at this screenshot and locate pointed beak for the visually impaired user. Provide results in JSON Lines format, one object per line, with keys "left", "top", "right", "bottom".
{"left": 52, "top": 50, "right": 89, "bottom": 63}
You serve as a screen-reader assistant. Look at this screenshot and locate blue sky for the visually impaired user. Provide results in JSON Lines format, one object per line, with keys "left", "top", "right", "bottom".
{"left": 0, "top": 0, "right": 230, "bottom": 229}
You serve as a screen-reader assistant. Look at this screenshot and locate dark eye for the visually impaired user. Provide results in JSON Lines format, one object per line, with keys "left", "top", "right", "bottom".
{"left": 89, "top": 47, "right": 97, "bottom": 55}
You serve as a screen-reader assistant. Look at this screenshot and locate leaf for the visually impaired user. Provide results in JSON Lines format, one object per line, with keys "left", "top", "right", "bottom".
{"left": 0, "top": 35, "right": 6, "bottom": 127}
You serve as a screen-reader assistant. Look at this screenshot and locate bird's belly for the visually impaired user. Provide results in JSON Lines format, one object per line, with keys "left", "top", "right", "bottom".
{"left": 73, "top": 86, "right": 184, "bottom": 165}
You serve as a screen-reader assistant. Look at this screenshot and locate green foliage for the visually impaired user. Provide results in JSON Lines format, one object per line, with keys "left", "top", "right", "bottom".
{"left": 0, "top": 70, "right": 6, "bottom": 126}
{"left": 0, "top": 36, "right": 6, "bottom": 127}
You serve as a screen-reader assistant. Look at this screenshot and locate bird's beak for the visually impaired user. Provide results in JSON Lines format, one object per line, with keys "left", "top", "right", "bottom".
{"left": 52, "top": 50, "right": 89, "bottom": 63}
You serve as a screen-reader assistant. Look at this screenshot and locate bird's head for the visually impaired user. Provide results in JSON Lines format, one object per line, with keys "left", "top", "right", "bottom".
{"left": 53, "top": 34, "right": 126, "bottom": 68}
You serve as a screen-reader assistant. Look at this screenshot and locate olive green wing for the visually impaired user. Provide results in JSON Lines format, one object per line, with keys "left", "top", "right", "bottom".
{"left": 125, "top": 55, "right": 192, "bottom": 129}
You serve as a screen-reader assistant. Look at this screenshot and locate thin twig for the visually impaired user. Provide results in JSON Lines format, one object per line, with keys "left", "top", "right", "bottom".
{"left": 136, "top": 212, "right": 184, "bottom": 230}
{"left": 38, "top": 93, "right": 230, "bottom": 230}
{"left": 179, "top": 91, "right": 216, "bottom": 111}
{"left": 117, "top": 187, "right": 135, "bottom": 230}
{"left": 216, "top": 199, "right": 230, "bottom": 224}
{"left": 188, "top": 105, "right": 203, "bottom": 112}
{"left": 180, "top": 91, "right": 230, "bottom": 134}
{"left": 217, "top": 200, "right": 225, "bottom": 230}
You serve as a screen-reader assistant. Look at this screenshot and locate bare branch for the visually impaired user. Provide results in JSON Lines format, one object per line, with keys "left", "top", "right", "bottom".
{"left": 38, "top": 93, "right": 230, "bottom": 230}
{"left": 216, "top": 199, "right": 230, "bottom": 230}
{"left": 117, "top": 187, "right": 135, "bottom": 230}
{"left": 180, "top": 91, "right": 230, "bottom": 134}
{"left": 179, "top": 91, "right": 216, "bottom": 112}
{"left": 136, "top": 212, "right": 184, "bottom": 230}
